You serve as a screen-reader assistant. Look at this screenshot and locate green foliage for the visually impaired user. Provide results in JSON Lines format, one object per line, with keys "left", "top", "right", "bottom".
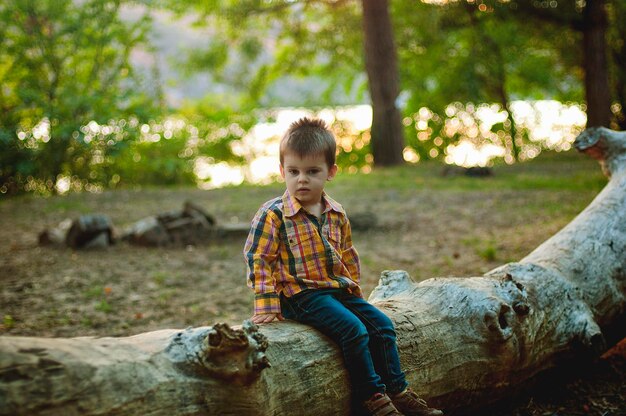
{"left": 392, "top": 1, "right": 584, "bottom": 163}
{"left": 63, "top": 97, "right": 256, "bottom": 189}
{"left": 0, "top": 1, "right": 257, "bottom": 194}
{"left": 2, "top": 0, "right": 622, "bottom": 195}
{"left": 158, "top": 0, "right": 606, "bottom": 169}
{"left": 0, "top": 0, "right": 157, "bottom": 194}
{"left": 332, "top": 119, "right": 372, "bottom": 170}
{"left": 162, "top": 0, "right": 365, "bottom": 108}
{"left": 102, "top": 119, "right": 197, "bottom": 188}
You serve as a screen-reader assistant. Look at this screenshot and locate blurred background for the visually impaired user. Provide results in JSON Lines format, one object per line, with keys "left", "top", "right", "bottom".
{"left": 2, "top": 6, "right": 625, "bottom": 413}
{"left": 1, "top": 0, "right": 624, "bottom": 195}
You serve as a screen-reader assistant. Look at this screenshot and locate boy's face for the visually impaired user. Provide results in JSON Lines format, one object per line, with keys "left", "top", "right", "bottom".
{"left": 280, "top": 151, "right": 337, "bottom": 208}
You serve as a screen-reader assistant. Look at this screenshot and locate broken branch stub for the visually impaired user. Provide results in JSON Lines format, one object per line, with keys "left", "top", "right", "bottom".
{"left": 574, "top": 126, "right": 626, "bottom": 177}
{"left": 164, "top": 322, "right": 269, "bottom": 384}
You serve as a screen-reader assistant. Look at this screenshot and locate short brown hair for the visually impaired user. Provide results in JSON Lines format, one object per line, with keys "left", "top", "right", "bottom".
{"left": 279, "top": 117, "right": 336, "bottom": 168}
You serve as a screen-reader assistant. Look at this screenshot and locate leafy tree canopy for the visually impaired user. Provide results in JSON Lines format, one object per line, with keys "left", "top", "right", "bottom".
{"left": 0, "top": 0, "right": 155, "bottom": 194}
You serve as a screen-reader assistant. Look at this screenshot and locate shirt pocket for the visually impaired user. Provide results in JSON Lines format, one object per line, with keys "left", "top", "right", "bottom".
{"left": 324, "top": 224, "right": 342, "bottom": 251}
{"left": 285, "top": 224, "right": 319, "bottom": 275}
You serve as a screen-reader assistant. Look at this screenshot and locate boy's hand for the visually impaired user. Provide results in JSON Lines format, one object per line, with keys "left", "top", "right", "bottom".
{"left": 251, "top": 313, "right": 284, "bottom": 324}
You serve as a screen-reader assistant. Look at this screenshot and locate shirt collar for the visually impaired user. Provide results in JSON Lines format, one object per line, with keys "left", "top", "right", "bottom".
{"left": 282, "top": 190, "right": 344, "bottom": 218}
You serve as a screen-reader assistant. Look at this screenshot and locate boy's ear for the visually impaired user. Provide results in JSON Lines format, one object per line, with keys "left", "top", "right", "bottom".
{"left": 327, "top": 164, "right": 338, "bottom": 181}
{"left": 279, "top": 164, "right": 285, "bottom": 179}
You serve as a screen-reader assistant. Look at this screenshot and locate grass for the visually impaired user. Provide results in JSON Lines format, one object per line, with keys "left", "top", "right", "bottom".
{"left": 329, "top": 151, "right": 606, "bottom": 194}
{"left": 152, "top": 272, "right": 169, "bottom": 286}
{"left": 3, "top": 150, "right": 604, "bottom": 224}
{"left": 43, "top": 199, "right": 91, "bottom": 214}
{"left": 479, "top": 244, "right": 497, "bottom": 262}
{"left": 3, "top": 315, "right": 15, "bottom": 330}
{"left": 95, "top": 300, "right": 113, "bottom": 314}
{"left": 85, "top": 285, "right": 105, "bottom": 299}
{"left": 0, "top": 148, "right": 611, "bottom": 338}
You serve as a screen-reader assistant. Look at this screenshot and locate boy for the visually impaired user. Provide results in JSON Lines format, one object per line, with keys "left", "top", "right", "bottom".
{"left": 244, "top": 117, "right": 443, "bottom": 416}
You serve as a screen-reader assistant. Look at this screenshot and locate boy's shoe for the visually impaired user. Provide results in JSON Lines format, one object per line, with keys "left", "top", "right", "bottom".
{"left": 390, "top": 388, "right": 443, "bottom": 416}
{"left": 362, "top": 392, "right": 403, "bottom": 416}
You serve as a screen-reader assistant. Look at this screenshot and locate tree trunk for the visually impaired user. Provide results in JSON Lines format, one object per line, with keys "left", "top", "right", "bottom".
{"left": 1, "top": 128, "right": 625, "bottom": 416}
{"left": 361, "top": 0, "right": 406, "bottom": 166}
{"left": 583, "top": 0, "right": 612, "bottom": 127}
{"left": 610, "top": 0, "right": 626, "bottom": 130}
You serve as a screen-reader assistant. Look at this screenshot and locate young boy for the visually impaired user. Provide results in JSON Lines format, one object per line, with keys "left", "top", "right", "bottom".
{"left": 244, "top": 117, "right": 443, "bottom": 416}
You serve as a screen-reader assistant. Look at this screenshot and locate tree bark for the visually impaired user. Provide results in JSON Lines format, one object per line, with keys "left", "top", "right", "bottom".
{"left": 610, "top": 0, "right": 626, "bottom": 130}
{"left": 361, "top": 0, "right": 406, "bottom": 166}
{"left": 1, "top": 128, "right": 625, "bottom": 416}
{"left": 583, "top": 0, "right": 612, "bottom": 127}
{"left": 511, "top": 0, "right": 613, "bottom": 128}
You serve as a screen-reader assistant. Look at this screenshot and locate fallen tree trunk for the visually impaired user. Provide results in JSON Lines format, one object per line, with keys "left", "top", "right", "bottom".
{"left": 1, "top": 127, "right": 625, "bottom": 415}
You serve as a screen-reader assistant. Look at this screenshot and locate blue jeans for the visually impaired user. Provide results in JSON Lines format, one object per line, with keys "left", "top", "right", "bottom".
{"left": 280, "top": 288, "right": 408, "bottom": 401}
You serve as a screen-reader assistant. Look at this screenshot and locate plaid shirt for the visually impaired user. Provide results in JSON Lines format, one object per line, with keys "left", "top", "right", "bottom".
{"left": 244, "top": 190, "right": 362, "bottom": 315}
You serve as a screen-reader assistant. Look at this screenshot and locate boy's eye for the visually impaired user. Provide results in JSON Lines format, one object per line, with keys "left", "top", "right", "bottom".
{"left": 308, "top": 169, "right": 320, "bottom": 174}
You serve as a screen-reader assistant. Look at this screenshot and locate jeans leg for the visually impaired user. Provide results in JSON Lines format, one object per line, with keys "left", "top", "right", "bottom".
{"left": 280, "top": 290, "right": 386, "bottom": 401}
{"left": 338, "top": 293, "right": 408, "bottom": 395}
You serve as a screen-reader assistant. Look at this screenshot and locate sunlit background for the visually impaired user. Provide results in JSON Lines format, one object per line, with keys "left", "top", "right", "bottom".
{"left": 19, "top": 99, "right": 586, "bottom": 194}
{"left": 2, "top": 0, "right": 622, "bottom": 196}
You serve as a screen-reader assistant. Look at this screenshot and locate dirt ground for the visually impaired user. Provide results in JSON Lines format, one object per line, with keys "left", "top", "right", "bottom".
{"left": 0, "top": 160, "right": 624, "bottom": 415}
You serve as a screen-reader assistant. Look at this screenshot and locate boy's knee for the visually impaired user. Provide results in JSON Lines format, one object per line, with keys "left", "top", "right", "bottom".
{"left": 371, "top": 315, "right": 397, "bottom": 341}
{"left": 341, "top": 321, "right": 369, "bottom": 346}
{"left": 372, "top": 312, "right": 395, "bottom": 334}
{"left": 380, "top": 314, "right": 395, "bottom": 330}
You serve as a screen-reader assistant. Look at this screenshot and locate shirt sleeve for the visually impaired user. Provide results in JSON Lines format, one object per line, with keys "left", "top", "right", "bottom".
{"left": 244, "top": 207, "right": 282, "bottom": 315}
{"left": 341, "top": 217, "right": 363, "bottom": 298}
